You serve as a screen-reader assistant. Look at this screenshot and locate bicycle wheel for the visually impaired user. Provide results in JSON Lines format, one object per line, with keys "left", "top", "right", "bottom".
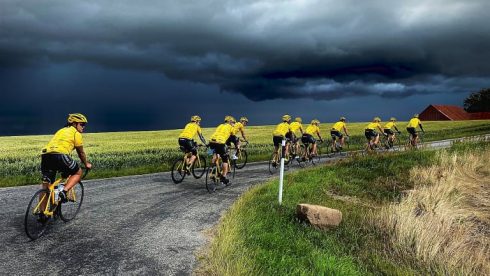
{"left": 171, "top": 159, "right": 186, "bottom": 184}
{"left": 192, "top": 154, "right": 207, "bottom": 179}
{"left": 297, "top": 145, "right": 306, "bottom": 167}
{"left": 60, "top": 182, "right": 84, "bottom": 222}
{"left": 268, "top": 152, "right": 279, "bottom": 174}
{"left": 205, "top": 166, "right": 218, "bottom": 193}
{"left": 234, "top": 150, "right": 248, "bottom": 169}
{"left": 24, "top": 189, "right": 52, "bottom": 240}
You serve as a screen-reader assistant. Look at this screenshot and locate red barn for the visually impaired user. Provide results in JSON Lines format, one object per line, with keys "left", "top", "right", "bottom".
{"left": 419, "top": 105, "right": 490, "bottom": 121}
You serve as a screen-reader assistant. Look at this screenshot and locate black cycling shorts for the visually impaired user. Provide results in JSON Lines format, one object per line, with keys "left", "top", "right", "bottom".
{"left": 406, "top": 127, "right": 417, "bottom": 137}
{"left": 178, "top": 138, "right": 197, "bottom": 155}
{"left": 209, "top": 142, "right": 229, "bottom": 163}
{"left": 384, "top": 129, "right": 394, "bottom": 135}
{"left": 330, "top": 130, "right": 343, "bottom": 140}
{"left": 226, "top": 135, "right": 239, "bottom": 147}
{"left": 302, "top": 134, "right": 316, "bottom": 145}
{"left": 365, "top": 130, "right": 377, "bottom": 140}
{"left": 41, "top": 154, "right": 80, "bottom": 184}
{"left": 285, "top": 131, "right": 293, "bottom": 141}
{"left": 273, "top": 136, "right": 284, "bottom": 147}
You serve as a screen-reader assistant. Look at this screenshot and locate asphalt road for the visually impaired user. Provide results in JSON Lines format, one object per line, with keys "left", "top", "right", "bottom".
{"left": 1, "top": 134, "right": 489, "bottom": 275}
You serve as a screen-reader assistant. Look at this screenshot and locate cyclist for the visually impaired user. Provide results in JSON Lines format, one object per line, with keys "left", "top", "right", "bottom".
{"left": 208, "top": 116, "right": 236, "bottom": 185}
{"left": 383, "top": 117, "right": 401, "bottom": 148}
{"left": 406, "top": 114, "right": 425, "bottom": 147}
{"left": 41, "top": 113, "right": 92, "bottom": 209}
{"left": 178, "top": 115, "right": 207, "bottom": 171}
{"left": 302, "top": 119, "right": 323, "bottom": 159}
{"left": 227, "top": 116, "right": 249, "bottom": 160}
{"left": 289, "top": 117, "right": 304, "bottom": 158}
{"left": 330, "top": 116, "right": 349, "bottom": 151}
{"left": 364, "top": 117, "right": 383, "bottom": 150}
{"left": 272, "top": 114, "right": 292, "bottom": 164}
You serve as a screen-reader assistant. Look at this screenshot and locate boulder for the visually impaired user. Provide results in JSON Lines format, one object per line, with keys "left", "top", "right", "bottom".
{"left": 296, "top": 204, "right": 342, "bottom": 230}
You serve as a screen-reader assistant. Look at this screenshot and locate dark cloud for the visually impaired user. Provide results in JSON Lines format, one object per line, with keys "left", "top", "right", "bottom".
{"left": 2, "top": 0, "right": 490, "bottom": 102}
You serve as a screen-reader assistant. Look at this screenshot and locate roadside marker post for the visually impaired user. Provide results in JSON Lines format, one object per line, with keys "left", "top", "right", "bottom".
{"left": 278, "top": 139, "right": 285, "bottom": 205}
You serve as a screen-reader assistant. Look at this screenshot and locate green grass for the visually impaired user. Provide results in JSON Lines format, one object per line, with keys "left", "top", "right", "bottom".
{"left": 0, "top": 120, "right": 489, "bottom": 187}
{"left": 199, "top": 141, "right": 490, "bottom": 275}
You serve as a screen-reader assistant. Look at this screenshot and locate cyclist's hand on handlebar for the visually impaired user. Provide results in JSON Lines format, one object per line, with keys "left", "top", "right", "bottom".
{"left": 85, "top": 162, "right": 93, "bottom": 170}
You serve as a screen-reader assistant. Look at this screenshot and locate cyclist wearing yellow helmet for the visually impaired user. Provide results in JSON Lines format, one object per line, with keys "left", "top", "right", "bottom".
{"left": 364, "top": 117, "right": 383, "bottom": 149}
{"left": 178, "top": 115, "right": 207, "bottom": 169}
{"left": 41, "top": 113, "right": 92, "bottom": 205}
{"left": 302, "top": 119, "right": 323, "bottom": 157}
{"left": 272, "top": 114, "right": 292, "bottom": 158}
{"left": 406, "top": 114, "right": 424, "bottom": 147}
{"left": 209, "top": 116, "right": 236, "bottom": 184}
{"left": 289, "top": 117, "right": 304, "bottom": 155}
{"left": 227, "top": 116, "right": 249, "bottom": 159}
{"left": 330, "top": 116, "right": 349, "bottom": 151}
{"left": 383, "top": 117, "right": 401, "bottom": 148}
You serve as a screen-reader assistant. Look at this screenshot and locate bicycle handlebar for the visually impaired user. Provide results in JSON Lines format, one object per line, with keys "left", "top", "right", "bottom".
{"left": 81, "top": 167, "right": 91, "bottom": 180}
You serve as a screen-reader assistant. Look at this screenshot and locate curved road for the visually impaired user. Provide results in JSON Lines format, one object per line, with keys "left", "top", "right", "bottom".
{"left": 1, "top": 135, "right": 489, "bottom": 275}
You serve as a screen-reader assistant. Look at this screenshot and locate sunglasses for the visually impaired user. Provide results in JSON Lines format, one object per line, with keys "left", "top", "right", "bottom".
{"left": 78, "top": 123, "right": 86, "bottom": 127}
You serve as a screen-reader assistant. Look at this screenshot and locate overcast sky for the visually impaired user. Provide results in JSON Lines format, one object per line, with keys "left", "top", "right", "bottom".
{"left": 2, "top": 0, "right": 490, "bottom": 135}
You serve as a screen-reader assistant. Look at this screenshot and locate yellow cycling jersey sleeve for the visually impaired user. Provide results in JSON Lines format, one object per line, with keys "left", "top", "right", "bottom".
{"left": 210, "top": 124, "right": 233, "bottom": 144}
{"left": 231, "top": 122, "right": 244, "bottom": 135}
{"left": 331, "top": 121, "right": 345, "bottom": 131}
{"left": 289, "top": 122, "right": 302, "bottom": 134}
{"left": 383, "top": 122, "right": 396, "bottom": 130}
{"left": 42, "top": 126, "right": 83, "bottom": 154}
{"left": 272, "top": 122, "right": 291, "bottom": 137}
{"left": 179, "top": 123, "right": 201, "bottom": 139}
{"left": 407, "top": 118, "right": 421, "bottom": 128}
{"left": 365, "top": 122, "right": 381, "bottom": 130}
{"left": 305, "top": 125, "right": 320, "bottom": 135}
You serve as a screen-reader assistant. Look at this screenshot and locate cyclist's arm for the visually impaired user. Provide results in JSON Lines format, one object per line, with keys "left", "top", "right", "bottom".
{"left": 377, "top": 126, "right": 384, "bottom": 134}
{"left": 316, "top": 130, "right": 322, "bottom": 141}
{"left": 419, "top": 123, "right": 424, "bottom": 132}
{"left": 394, "top": 126, "right": 400, "bottom": 132}
{"left": 240, "top": 129, "right": 247, "bottom": 141}
{"left": 75, "top": 146, "right": 92, "bottom": 169}
{"left": 343, "top": 126, "right": 349, "bottom": 136}
{"left": 198, "top": 132, "right": 207, "bottom": 145}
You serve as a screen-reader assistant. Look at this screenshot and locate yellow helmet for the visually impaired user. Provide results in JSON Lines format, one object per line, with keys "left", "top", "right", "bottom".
{"left": 67, "top": 113, "right": 88, "bottom": 123}
{"left": 311, "top": 119, "right": 320, "bottom": 125}
{"left": 240, "top": 117, "right": 248, "bottom": 122}
{"left": 191, "top": 115, "right": 201, "bottom": 122}
{"left": 224, "top": 115, "right": 236, "bottom": 123}
{"left": 282, "top": 114, "right": 291, "bottom": 121}
{"left": 414, "top": 114, "right": 419, "bottom": 118}
{"left": 295, "top": 117, "right": 302, "bottom": 123}
{"left": 373, "top": 117, "right": 381, "bottom": 122}
{"left": 340, "top": 116, "right": 346, "bottom": 121}
{"left": 390, "top": 117, "right": 396, "bottom": 121}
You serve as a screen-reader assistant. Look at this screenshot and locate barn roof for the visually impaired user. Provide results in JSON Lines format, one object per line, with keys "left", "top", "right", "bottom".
{"left": 431, "top": 105, "right": 470, "bottom": 120}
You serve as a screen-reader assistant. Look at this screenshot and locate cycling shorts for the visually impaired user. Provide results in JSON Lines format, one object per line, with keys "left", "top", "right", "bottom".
{"left": 209, "top": 142, "right": 229, "bottom": 163}
{"left": 178, "top": 138, "right": 197, "bottom": 155}
{"left": 41, "top": 154, "right": 80, "bottom": 184}
{"left": 301, "top": 134, "right": 316, "bottom": 145}
{"left": 273, "top": 136, "right": 284, "bottom": 147}
{"left": 330, "top": 130, "right": 343, "bottom": 140}
{"left": 364, "top": 130, "right": 377, "bottom": 140}
{"left": 384, "top": 129, "right": 394, "bottom": 135}
{"left": 406, "top": 127, "right": 417, "bottom": 137}
{"left": 226, "top": 135, "right": 239, "bottom": 147}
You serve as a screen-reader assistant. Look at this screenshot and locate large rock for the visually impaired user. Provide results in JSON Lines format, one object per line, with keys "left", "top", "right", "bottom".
{"left": 296, "top": 204, "right": 342, "bottom": 230}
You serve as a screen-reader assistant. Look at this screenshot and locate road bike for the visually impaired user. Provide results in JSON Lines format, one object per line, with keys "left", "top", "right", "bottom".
{"left": 24, "top": 168, "right": 89, "bottom": 241}
{"left": 298, "top": 139, "right": 322, "bottom": 167}
{"left": 405, "top": 131, "right": 425, "bottom": 150}
{"left": 228, "top": 139, "right": 249, "bottom": 169}
{"left": 381, "top": 131, "right": 402, "bottom": 151}
{"left": 327, "top": 135, "right": 349, "bottom": 157}
{"left": 171, "top": 144, "right": 207, "bottom": 184}
{"left": 205, "top": 147, "right": 235, "bottom": 193}
{"left": 269, "top": 140, "right": 291, "bottom": 174}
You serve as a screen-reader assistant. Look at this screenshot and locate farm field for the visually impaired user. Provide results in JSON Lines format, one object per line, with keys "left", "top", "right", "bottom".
{"left": 199, "top": 141, "right": 490, "bottom": 275}
{"left": 1, "top": 120, "right": 489, "bottom": 187}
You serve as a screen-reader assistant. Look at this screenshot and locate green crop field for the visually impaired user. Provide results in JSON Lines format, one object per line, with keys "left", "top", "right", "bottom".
{"left": 0, "top": 120, "right": 489, "bottom": 187}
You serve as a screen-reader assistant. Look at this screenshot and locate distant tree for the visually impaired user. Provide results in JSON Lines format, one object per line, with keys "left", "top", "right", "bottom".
{"left": 464, "top": 88, "right": 490, "bottom": 112}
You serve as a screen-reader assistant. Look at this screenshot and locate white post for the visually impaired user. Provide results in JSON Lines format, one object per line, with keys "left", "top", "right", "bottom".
{"left": 278, "top": 139, "right": 286, "bottom": 205}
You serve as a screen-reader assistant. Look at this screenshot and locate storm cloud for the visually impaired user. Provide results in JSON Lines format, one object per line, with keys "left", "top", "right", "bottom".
{"left": 2, "top": 0, "right": 490, "bottom": 102}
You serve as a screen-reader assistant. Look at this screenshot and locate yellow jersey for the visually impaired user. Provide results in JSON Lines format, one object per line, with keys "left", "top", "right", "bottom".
{"left": 210, "top": 123, "right": 233, "bottom": 144}
{"left": 331, "top": 121, "right": 345, "bottom": 132}
{"left": 42, "top": 126, "right": 83, "bottom": 155}
{"left": 407, "top": 118, "right": 421, "bottom": 128}
{"left": 305, "top": 125, "right": 320, "bottom": 136}
{"left": 383, "top": 122, "right": 396, "bottom": 130}
{"left": 289, "top": 122, "right": 303, "bottom": 135}
{"left": 179, "top": 122, "right": 202, "bottom": 140}
{"left": 231, "top": 122, "right": 244, "bottom": 136}
{"left": 365, "top": 122, "right": 381, "bottom": 130}
{"left": 272, "top": 122, "right": 291, "bottom": 137}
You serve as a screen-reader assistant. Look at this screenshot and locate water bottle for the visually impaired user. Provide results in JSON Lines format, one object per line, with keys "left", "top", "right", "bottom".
{"left": 54, "top": 186, "right": 60, "bottom": 202}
